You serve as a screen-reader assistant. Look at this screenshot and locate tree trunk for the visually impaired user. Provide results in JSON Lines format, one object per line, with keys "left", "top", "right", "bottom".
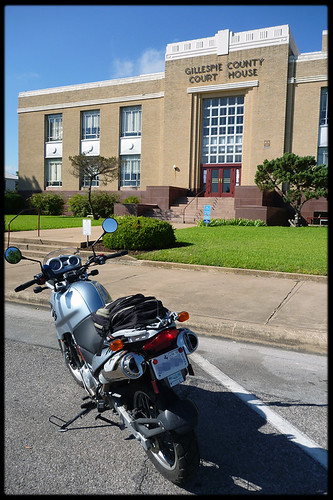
{"left": 88, "top": 180, "right": 98, "bottom": 220}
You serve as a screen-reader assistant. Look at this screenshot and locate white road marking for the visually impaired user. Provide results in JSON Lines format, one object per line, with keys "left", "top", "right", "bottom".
{"left": 191, "top": 352, "right": 327, "bottom": 470}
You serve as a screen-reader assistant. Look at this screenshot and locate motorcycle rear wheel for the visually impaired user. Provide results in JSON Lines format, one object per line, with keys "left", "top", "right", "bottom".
{"left": 133, "top": 388, "right": 200, "bottom": 485}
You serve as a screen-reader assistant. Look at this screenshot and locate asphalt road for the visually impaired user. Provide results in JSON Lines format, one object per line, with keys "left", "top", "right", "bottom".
{"left": 4, "top": 302, "right": 327, "bottom": 495}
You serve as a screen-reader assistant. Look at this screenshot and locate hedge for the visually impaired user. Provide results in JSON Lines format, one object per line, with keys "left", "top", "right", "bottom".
{"left": 197, "top": 217, "right": 267, "bottom": 227}
{"left": 4, "top": 192, "right": 25, "bottom": 214}
{"left": 29, "top": 192, "right": 64, "bottom": 215}
{"left": 68, "top": 191, "right": 120, "bottom": 218}
{"left": 103, "top": 216, "right": 176, "bottom": 251}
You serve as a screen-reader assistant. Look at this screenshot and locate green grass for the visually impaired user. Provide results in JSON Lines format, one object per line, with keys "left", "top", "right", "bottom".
{"left": 4, "top": 216, "right": 327, "bottom": 275}
{"left": 4, "top": 214, "right": 104, "bottom": 232}
{"left": 137, "top": 226, "right": 327, "bottom": 275}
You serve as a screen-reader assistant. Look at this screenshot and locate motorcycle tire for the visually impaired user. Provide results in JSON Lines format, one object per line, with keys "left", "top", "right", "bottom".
{"left": 133, "top": 388, "right": 200, "bottom": 485}
{"left": 58, "top": 338, "right": 84, "bottom": 388}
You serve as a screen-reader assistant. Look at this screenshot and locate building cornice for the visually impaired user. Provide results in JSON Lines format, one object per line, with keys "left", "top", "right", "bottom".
{"left": 187, "top": 80, "right": 259, "bottom": 94}
{"left": 166, "top": 25, "right": 300, "bottom": 61}
{"left": 289, "top": 51, "right": 327, "bottom": 63}
{"left": 287, "top": 74, "right": 327, "bottom": 85}
{"left": 17, "top": 92, "right": 164, "bottom": 114}
{"left": 18, "top": 72, "right": 165, "bottom": 98}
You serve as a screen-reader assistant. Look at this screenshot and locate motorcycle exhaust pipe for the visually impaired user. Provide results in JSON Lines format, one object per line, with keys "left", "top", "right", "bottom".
{"left": 99, "top": 351, "right": 145, "bottom": 383}
{"left": 121, "top": 353, "right": 145, "bottom": 379}
{"left": 177, "top": 328, "right": 199, "bottom": 354}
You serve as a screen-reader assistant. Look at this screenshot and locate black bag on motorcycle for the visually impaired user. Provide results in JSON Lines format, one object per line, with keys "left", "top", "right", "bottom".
{"left": 91, "top": 293, "right": 169, "bottom": 338}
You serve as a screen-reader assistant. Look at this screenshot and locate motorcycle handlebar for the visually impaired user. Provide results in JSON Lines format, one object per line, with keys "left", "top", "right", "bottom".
{"left": 84, "top": 250, "right": 128, "bottom": 267}
{"left": 14, "top": 250, "right": 129, "bottom": 291}
{"left": 15, "top": 278, "right": 37, "bottom": 292}
{"left": 104, "top": 250, "right": 128, "bottom": 260}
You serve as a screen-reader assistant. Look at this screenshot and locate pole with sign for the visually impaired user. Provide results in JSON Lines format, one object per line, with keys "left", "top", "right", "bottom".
{"left": 203, "top": 205, "right": 211, "bottom": 226}
{"left": 82, "top": 219, "right": 92, "bottom": 247}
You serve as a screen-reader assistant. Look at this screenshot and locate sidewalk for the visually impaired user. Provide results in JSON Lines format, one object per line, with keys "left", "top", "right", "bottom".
{"left": 4, "top": 226, "right": 327, "bottom": 354}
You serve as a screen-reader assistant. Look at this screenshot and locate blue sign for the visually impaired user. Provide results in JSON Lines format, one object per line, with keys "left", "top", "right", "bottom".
{"left": 203, "top": 204, "right": 211, "bottom": 224}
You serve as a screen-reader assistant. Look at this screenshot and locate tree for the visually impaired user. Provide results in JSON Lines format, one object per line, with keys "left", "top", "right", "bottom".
{"left": 69, "top": 154, "right": 120, "bottom": 219}
{"left": 254, "top": 153, "right": 328, "bottom": 226}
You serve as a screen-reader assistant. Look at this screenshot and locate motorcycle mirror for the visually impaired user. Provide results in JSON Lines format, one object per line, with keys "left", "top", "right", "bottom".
{"left": 90, "top": 218, "right": 118, "bottom": 257}
{"left": 4, "top": 246, "right": 22, "bottom": 264}
{"left": 102, "top": 218, "right": 118, "bottom": 234}
{"left": 4, "top": 245, "right": 43, "bottom": 270}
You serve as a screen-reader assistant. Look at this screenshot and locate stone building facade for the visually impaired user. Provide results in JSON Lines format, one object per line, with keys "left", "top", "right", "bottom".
{"left": 17, "top": 24, "right": 328, "bottom": 223}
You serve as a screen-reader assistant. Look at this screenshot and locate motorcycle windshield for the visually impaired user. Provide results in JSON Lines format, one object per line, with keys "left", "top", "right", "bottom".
{"left": 43, "top": 247, "right": 82, "bottom": 274}
{"left": 43, "top": 247, "right": 81, "bottom": 265}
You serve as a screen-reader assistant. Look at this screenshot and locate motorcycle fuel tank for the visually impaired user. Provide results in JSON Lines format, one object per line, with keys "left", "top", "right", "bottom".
{"left": 50, "top": 280, "right": 110, "bottom": 359}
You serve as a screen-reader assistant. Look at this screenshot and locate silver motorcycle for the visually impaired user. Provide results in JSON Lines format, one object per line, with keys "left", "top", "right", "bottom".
{"left": 5, "top": 218, "right": 200, "bottom": 485}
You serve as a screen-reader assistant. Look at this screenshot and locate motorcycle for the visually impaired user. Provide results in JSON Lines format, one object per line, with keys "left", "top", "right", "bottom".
{"left": 4, "top": 218, "right": 200, "bottom": 485}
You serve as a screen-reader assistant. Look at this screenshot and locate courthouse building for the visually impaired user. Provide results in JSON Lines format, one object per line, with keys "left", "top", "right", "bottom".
{"left": 17, "top": 24, "right": 328, "bottom": 223}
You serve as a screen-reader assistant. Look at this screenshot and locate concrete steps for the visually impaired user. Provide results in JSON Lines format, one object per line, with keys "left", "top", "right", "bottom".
{"left": 4, "top": 236, "right": 95, "bottom": 260}
{"left": 147, "top": 196, "right": 236, "bottom": 223}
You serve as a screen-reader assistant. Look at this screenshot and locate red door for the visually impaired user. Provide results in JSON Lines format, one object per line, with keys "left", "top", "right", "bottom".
{"left": 203, "top": 165, "right": 240, "bottom": 197}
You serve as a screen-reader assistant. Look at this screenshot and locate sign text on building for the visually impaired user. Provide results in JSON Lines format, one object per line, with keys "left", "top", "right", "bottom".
{"left": 185, "top": 58, "right": 265, "bottom": 83}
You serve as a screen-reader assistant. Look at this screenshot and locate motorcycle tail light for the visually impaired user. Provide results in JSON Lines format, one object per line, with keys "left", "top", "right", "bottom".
{"left": 143, "top": 329, "right": 179, "bottom": 353}
{"left": 177, "top": 311, "right": 189, "bottom": 322}
{"left": 109, "top": 339, "right": 124, "bottom": 352}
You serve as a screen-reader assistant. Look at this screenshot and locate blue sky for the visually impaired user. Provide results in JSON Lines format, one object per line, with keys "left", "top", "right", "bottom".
{"left": 4, "top": 4, "right": 328, "bottom": 175}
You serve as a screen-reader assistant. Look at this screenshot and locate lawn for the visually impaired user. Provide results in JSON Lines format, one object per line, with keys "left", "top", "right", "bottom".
{"left": 137, "top": 226, "right": 327, "bottom": 276}
{"left": 4, "top": 216, "right": 327, "bottom": 275}
{"left": 4, "top": 214, "right": 104, "bottom": 232}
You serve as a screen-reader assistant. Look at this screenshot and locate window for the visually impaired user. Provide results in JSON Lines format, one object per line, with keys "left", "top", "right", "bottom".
{"left": 45, "top": 159, "right": 62, "bottom": 186}
{"left": 201, "top": 96, "right": 244, "bottom": 164}
{"left": 82, "top": 110, "right": 100, "bottom": 139}
{"left": 318, "top": 88, "right": 328, "bottom": 167}
{"left": 121, "top": 106, "right": 142, "bottom": 137}
{"left": 319, "top": 88, "right": 328, "bottom": 126}
{"left": 82, "top": 167, "right": 99, "bottom": 187}
{"left": 46, "top": 114, "right": 62, "bottom": 142}
{"left": 318, "top": 148, "right": 328, "bottom": 167}
{"left": 120, "top": 155, "right": 140, "bottom": 187}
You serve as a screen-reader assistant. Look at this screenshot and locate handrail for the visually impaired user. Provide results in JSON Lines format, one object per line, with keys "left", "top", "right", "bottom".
{"left": 7, "top": 208, "right": 40, "bottom": 248}
{"left": 182, "top": 189, "right": 205, "bottom": 224}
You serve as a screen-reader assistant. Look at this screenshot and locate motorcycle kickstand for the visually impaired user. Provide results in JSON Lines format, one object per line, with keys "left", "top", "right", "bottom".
{"left": 49, "top": 400, "right": 96, "bottom": 432}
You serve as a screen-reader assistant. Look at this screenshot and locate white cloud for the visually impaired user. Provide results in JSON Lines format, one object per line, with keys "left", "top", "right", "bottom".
{"left": 110, "top": 48, "right": 164, "bottom": 79}
{"left": 111, "top": 59, "right": 135, "bottom": 78}
{"left": 16, "top": 71, "right": 40, "bottom": 81}
{"left": 5, "top": 165, "right": 18, "bottom": 175}
{"left": 138, "top": 48, "right": 165, "bottom": 75}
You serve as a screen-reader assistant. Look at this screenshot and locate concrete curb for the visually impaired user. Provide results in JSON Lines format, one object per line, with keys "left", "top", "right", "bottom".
{"left": 114, "top": 257, "right": 327, "bottom": 283}
{"left": 4, "top": 289, "right": 327, "bottom": 355}
{"left": 186, "top": 315, "right": 327, "bottom": 355}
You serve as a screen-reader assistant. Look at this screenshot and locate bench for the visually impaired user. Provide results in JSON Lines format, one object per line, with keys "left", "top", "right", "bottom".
{"left": 306, "top": 212, "right": 328, "bottom": 226}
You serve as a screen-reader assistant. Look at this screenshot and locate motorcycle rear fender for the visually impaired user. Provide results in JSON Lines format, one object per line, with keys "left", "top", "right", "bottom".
{"left": 157, "top": 398, "right": 198, "bottom": 434}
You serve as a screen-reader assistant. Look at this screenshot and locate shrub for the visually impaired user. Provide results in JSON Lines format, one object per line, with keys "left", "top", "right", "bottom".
{"left": 197, "top": 218, "right": 267, "bottom": 227}
{"left": 103, "top": 216, "right": 176, "bottom": 250}
{"left": 29, "top": 192, "right": 64, "bottom": 215}
{"left": 92, "top": 192, "right": 120, "bottom": 218}
{"left": 68, "top": 192, "right": 120, "bottom": 217}
{"left": 4, "top": 192, "right": 25, "bottom": 214}
{"left": 67, "top": 194, "right": 90, "bottom": 217}
{"left": 123, "top": 195, "right": 140, "bottom": 204}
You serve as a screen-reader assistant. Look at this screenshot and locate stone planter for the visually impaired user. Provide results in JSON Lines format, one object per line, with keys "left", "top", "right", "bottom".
{"left": 114, "top": 203, "right": 158, "bottom": 217}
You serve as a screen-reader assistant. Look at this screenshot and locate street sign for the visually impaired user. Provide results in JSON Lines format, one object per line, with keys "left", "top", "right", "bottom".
{"left": 82, "top": 219, "right": 92, "bottom": 235}
{"left": 203, "top": 205, "right": 211, "bottom": 225}
{"left": 83, "top": 219, "right": 92, "bottom": 247}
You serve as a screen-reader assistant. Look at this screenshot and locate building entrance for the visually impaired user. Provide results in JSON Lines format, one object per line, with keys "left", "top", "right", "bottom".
{"left": 202, "top": 164, "right": 241, "bottom": 197}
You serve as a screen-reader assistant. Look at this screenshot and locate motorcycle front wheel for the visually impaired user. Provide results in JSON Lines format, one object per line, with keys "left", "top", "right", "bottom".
{"left": 58, "top": 338, "right": 84, "bottom": 388}
{"left": 133, "top": 388, "right": 200, "bottom": 485}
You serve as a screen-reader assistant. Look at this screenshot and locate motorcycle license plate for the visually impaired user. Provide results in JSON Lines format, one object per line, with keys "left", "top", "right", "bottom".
{"left": 167, "top": 370, "right": 184, "bottom": 387}
{"left": 151, "top": 348, "right": 188, "bottom": 381}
